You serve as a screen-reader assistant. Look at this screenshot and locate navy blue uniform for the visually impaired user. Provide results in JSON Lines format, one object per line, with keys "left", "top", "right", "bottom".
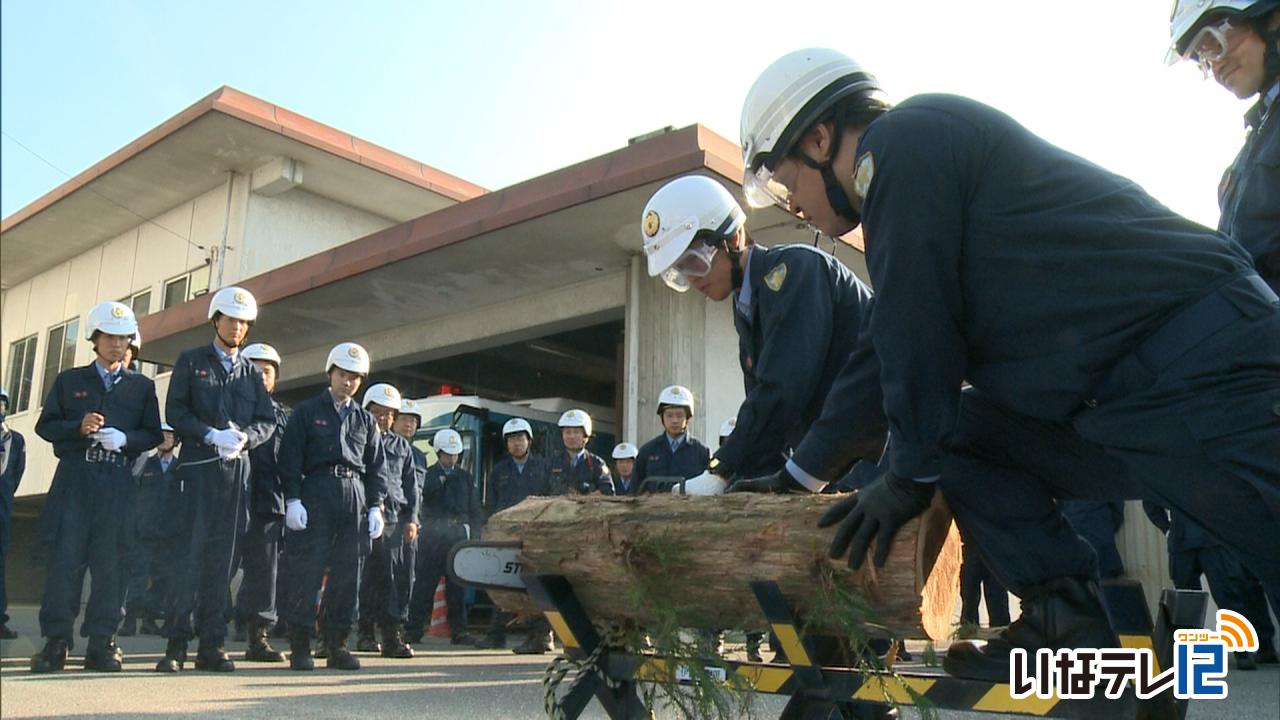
{"left": 715, "top": 244, "right": 886, "bottom": 482}
{"left": 632, "top": 434, "right": 710, "bottom": 492}
{"left": 959, "top": 533, "right": 1010, "bottom": 628}
{"left": 235, "top": 399, "right": 290, "bottom": 628}
{"left": 360, "top": 430, "right": 423, "bottom": 627}
{"left": 1145, "top": 503, "right": 1278, "bottom": 657}
{"left": 408, "top": 462, "right": 478, "bottom": 637}
{"left": 485, "top": 455, "right": 551, "bottom": 514}
{"left": 163, "top": 344, "right": 275, "bottom": 643}
{"left": 1218, "top": 82, "right": 1279, "bottom": 293}
{"left": 34, "top": 364, "right": 162, "bottom": 639}
{"left": 1, "top": 424, "right": 26, "bottom": 628}
{"left": 846, "top": 94, "right": 1280, "bottom": 592}
{"left": 279, "top": 389, "right": 386, "bottom": 637}
{"left": 1060, "top": 500, "right": 1125, "bottom": 579}
{"left": 548, "top": 450, "right": 614, "bottom": 496}
{"left": 123, "top": 454, "right": 176, "bottom": 623}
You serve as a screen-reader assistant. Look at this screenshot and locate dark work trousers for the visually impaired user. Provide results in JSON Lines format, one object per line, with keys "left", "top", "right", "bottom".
{"left": 284, "top": 473, "right": 369, "bottom": 635}
{"left": 0, "top": 513, "right": 10, "bottom": 626}
{"left": 161, "top": 456, "right": 249, "bottom": 642}
{"left": 236, "top": 512, "right": 284, "bottom": 626}
{"left": 359, "top": 521, "right": 416, "bottom": 626}
{"left": 407, "top": 522, "right": 468, "bottom": 636}
{"left": 122, "top": 537, "right": 163, "bottom": 619}
{"left": 959, "top": 541, "right": 1011, "bottom": 627}
{"left": 1172, "top": 545, "right": 1277, "bottom": 652}
{"left": 941, "top": 302, "right": 1280, "bottom": 596}
{"left": 37, "top": 459, "right": 131, "bottom": 639}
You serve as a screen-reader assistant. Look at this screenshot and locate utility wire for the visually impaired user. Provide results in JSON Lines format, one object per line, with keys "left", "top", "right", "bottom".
{"left": 1, "top": 128, "right": 208, "bottom": 252}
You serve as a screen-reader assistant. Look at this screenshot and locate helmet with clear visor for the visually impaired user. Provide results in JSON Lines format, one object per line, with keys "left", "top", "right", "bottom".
{"left": 640, "top": 175, "right": 746, "bottom": 293}
{"left": 740, "top": 49, "right": 886, "bottom": 211}
{"left": 1167, "top": 0, "right": 1279, "bottom": 71}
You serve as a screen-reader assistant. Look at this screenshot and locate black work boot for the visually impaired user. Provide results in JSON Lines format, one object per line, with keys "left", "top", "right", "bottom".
{"left": 944, "top": 576, "right": 1117, "bottom": 682}
{"left": 512, "top": 631, "right": 553, "bottom": 655}
{"left": 451, "top": 630, "right": 478, "bottom": 646}
{"left": 474, "top": 632, "right": 506, "bottom": 650}
{"left": 745, "top": 633, "right": 764, "bottom": 663}
{"left": 1236, "top": 651, "right": 1258, "bottom": 671}
{"left": 356, "top": 620, "right": 381, "bottom": 653}
{"left": 1255, "top": 644, "right": 1279, "bottom": 664}
{"left": 118, "top": 614, "right": 138, "bottom": 637}
{"left": 380, "top": 624, "right": 414, "bottom": 658}
{"left": 0, "top": 623, "right": 18, "bottom": 639}
{"left": 232, "top": 617, "right": 247, "bottom": 642}
{"left": 244, "top": 621, "right": 285, "bottom": 662}
{"left": 30, "top": 637, "right": 70, "bottom": 673}
{"left": 193, "top": 638, "right": 235, "bottom": 672}
{"left": 325, "top": 629, "right": 361, "bottom": 670}
{"left": 156, "top": 638, "right": 187, "bottom": 672}
{"left": 84, "top": 635, "right": 124, "bottom": 672}
{"left": 288, "top": 629, "right": 314, "bottom": 671}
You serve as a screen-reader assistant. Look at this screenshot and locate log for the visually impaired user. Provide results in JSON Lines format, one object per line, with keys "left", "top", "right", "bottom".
{"left": 482, "top": 493, "right": 961, "bottom": 641}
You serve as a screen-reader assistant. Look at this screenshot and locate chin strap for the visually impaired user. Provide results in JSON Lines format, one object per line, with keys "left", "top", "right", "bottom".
{"left": 727, "top": 246, "right": 745, "bottom": 291}
{"left": 795, "top": 118, "right": 862, "bottom": 225}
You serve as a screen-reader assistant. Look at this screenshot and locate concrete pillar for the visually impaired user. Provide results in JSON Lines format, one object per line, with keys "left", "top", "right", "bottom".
{"left": 623, "top": 256, "right": 743, "bottom": 449}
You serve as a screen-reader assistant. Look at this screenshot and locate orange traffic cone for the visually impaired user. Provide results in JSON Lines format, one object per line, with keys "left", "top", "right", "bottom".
{"left": 427, "top": 576, "right": 451, "bottom": 638}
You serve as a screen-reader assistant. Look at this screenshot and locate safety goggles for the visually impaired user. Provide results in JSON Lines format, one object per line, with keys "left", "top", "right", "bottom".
{"left": 660, "top": 238, "right": 719, "bottom": 293}
{"left": 1183, "top": 19, "right": 1235, "bottom": 75}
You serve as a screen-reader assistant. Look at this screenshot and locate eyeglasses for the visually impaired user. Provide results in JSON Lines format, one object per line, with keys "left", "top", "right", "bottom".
{"left": 660, "top": 237, "right": 719, "bottom": 292}
{"left": 1184, "top": 19, "right": 1235, "bottom": 75}
{"left": 743, "top": 156, "right": 801, "bottom": 211}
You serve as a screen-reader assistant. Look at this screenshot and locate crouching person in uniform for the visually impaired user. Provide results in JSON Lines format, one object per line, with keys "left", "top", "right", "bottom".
{"left": 31, "top": 301, "right": 162, "bottom": 672}
{"left": 159, "top": 287, "right": 276, "bottom": 674}
{"left": 235, "top": 342, "right": 290, "bottom": 662}
{"left": 356, "top": 383, "right": 422, "bottom": 659}
{"left": 406, "top": 429, "right": 479, "bottom": 645}
{"left": 279, "top": 342, "right": 386, "bottom": 671}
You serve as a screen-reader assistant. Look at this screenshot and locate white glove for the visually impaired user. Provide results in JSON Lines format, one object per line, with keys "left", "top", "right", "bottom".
{"left": 285, "top": 499, "right": 308, "bottom": 531}
{"left": 91, "top": 427, "right": 127, "bottom": 451}
{"left": 208, "top": 428, "right": 247, "bottom": 452}
{"left": 368, "top": 507, "right": 385, "bottom": 539}
{"left": 463, "top": 523, "right": 471, "bottom": 540}
{"left": 674, "top": 471, "right": 729, "bottom": 496}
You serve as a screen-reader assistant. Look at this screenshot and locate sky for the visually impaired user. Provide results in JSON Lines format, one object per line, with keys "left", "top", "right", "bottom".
{"left": 0, "top": 0, "right": 1254, "bottom": 228}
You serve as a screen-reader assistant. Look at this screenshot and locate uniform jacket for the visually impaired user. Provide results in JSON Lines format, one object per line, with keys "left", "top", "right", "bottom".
{"left": 548, "top": 450, "right": 614, "bottom": 496}
{"left": 1218, "top": 82, "right": 1279, "bottom": 292}
{"left": 485, "top": 454, "right": 551, "bottom": 516}
{"left": 248, "top": 399, "right": 290, "bottom": 516}
{"left": 715, "top": 244, "right": 886, "bottom": 481}
{"left": 35, "top": 363, "right": 162, "bottom": 460}
{"left": 134, "top": 453, "right": 177, "bottom": 540}
{"left": 166, "top": 344, "right": 277, "bottom": 464}
{"left": 378, "top": 430, "right": 423, "bottom": 525}
{"left": 278, "top": 389, "right": 387, "bottom": 509}
{"left": 854, "top": 94, "right": 1257, "bottom": 479}
{"left": 633, "top": 434, "right": 710, "bottom": 488}
{"left": 421, "top": 463, "right": 480, "bottom": 528}
{"left": 0, "top": 428, "right": 26, "bottom": 519}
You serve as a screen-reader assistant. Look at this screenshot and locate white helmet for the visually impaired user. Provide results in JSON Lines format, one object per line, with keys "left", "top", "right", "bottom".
{"left": 207, "top": 286, "right": 258, "bottom": 322}
{"left": 242, "top": 342, "right": 282, "bottom": 367}
{"left": 433, "top": 428, "right": 464, "bottom": 455}
{"left": 1166, "top": 0, "right": 1278, "bottom": 63}
{"left": 719, "top": 417, "right": 737, "bottom": 439}
{"left": 326, "top": 342, "right": 370, "bottom": 376}
{"left": 740, "top": 48, "right": 886, "bottom": 210}
{"left": 0, "top": 387, "right": 9, "bottom": 405}
{"left": 362, "top": 383, "right": 402, "bottom": 411}
{"left": 85, "top": 301, "right": 139, "bottom": 341}
{"left": 657, "top": 385, "right": 695, "bottom": 416}
{"left": 502, "top": 417, "right": 533, "bottom": 438}
{"left": 612, "top": 442, "right": 639, "bottom": 460}
{"left": 641, "top": 175, "right": 745, "bottom": 293}
{"left": 399, "top": 399, "right": 426, "bottom": 425}
{"left": 558, "top": 408, "right": 593, "bottom": 437}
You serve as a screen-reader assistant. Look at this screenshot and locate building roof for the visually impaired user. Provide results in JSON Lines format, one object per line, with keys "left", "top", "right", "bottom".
{"left": 0, "top": 86, "right": 486, "bottom": 289}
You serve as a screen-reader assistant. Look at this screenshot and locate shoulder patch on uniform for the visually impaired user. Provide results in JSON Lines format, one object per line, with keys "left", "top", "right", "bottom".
{"left": 853, "top": 152, "right": 875, "bottom": 201}
{"left": 764, "top": 262, "right": 788, "bottom": 292}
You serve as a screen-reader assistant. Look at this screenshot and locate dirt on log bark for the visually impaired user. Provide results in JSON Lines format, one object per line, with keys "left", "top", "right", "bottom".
{"left": 481, "top": 493, "right": 960, "bottom": 641}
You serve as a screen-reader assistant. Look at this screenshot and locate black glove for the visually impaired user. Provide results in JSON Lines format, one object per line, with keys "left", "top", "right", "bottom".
{"left": 727, "top": 467, "right": 808, "bottom": 494}
{"left": 817, "top": 471, "right": 935, "bottom": 569}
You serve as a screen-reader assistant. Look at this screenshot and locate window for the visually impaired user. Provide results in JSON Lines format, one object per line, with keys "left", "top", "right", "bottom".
{"left": 5, "top": 335, "right": 38, "bottom": 413}
{"left": 162, "top": 265, "right": 211, "bottom": 310}
{"left": 121, "top": 289, "right": 152, "bottom": 318}
{"left": 41, "top": 318, "right": 80, "bottom": 406}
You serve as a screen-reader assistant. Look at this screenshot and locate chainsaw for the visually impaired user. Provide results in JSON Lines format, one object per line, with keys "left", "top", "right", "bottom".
{"left": 448, "top": 540, "right": 527, "bottom": 592}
